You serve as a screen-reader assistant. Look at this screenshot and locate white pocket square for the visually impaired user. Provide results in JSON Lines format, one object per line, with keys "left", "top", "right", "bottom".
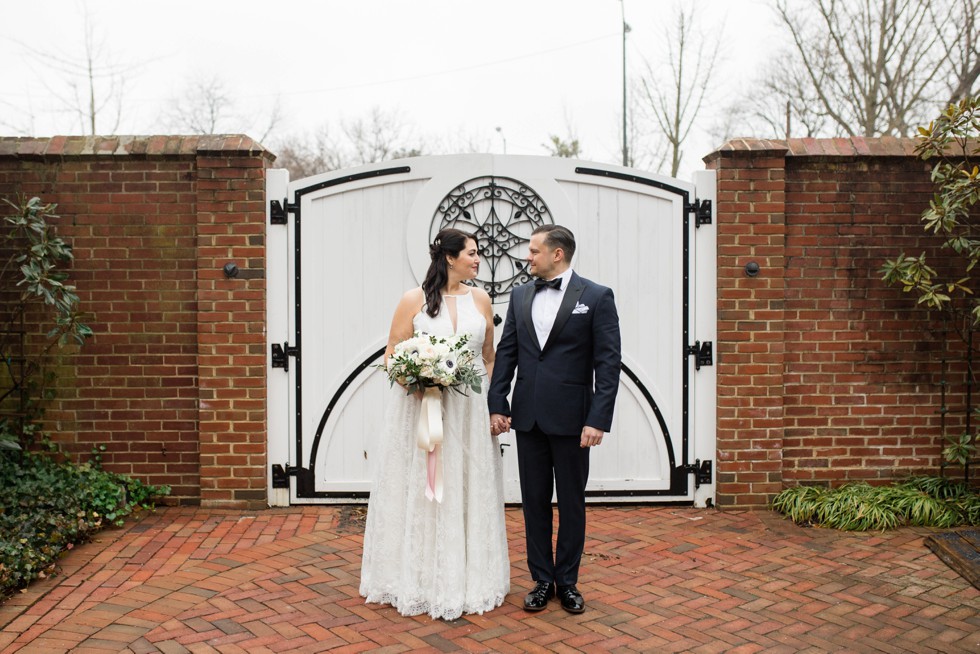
{"left": 572, "top": 302, "right": 589, "bottom": 314}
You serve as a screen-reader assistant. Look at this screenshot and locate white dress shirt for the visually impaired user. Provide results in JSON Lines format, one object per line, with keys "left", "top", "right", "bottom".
{"left": 531, "top": 267, "right": 574, "bottom": 348}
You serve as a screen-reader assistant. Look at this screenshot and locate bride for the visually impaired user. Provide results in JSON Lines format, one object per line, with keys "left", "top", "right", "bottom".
{"left": 359, "top": 228, "right": 510, "bottom": 620}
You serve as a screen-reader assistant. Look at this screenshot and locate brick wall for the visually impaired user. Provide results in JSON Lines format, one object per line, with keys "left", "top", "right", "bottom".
{"left": 0, "top": 136, "right": 272, "bottom": 508}
{"left": 1, "top": 135, "right": 963, "bottom": 510}
{"left": 706, "top": 137, "right": 967, "bottom": 508}
{"left": 706, "top": 143, "right": 788, "bottom": 507}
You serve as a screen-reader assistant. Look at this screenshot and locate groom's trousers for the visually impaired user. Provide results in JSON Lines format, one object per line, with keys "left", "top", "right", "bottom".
{"left": 516, "top": 424, "right": 591, "bottom": 587}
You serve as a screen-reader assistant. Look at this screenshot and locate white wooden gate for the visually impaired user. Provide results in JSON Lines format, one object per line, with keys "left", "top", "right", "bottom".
{"left": 266, "top": 155, "right": 716, "bottom": 506}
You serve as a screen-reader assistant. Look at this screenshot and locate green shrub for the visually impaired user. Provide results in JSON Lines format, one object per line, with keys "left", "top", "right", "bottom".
{"left": 0, "top": 451, "right": 169, "bottom": 596}
{"left": 772, "top": 477, "right": 980, "bottom": 531}
{"left": 1, "top": 196, "right": 93, "bottom": 450}
{"left": 0, "top": 196, "right": 162, "bottom": 599}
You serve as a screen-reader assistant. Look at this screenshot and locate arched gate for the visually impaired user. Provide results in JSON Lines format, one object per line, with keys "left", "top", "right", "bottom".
{"left": 266, "top": 155, "right": 716, "bottom": 506}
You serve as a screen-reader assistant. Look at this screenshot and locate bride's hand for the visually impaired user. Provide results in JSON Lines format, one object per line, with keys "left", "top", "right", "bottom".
{"left": 396, "top": 382, "right": 423, "bottom": 401}
{"left": 489, "top": 413, "right": 510, "bottom": 436}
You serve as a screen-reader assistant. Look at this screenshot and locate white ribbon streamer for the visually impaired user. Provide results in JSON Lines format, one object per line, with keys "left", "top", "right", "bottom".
{"left": 416, "top": 386, "right": 444, "bottom": 502}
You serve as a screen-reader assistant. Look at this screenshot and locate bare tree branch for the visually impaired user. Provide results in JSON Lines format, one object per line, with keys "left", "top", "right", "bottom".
{"left": 11, "top": 4, "right": 141, "bottom": 134}
{"left": 341, "top": 107, "right": 423, "bottom": 165}
{"left": 163, "top": 75, "right": 232, "bottom": 134}
{"left": 944, "top": 0, "right": 980, "bottom": 102}
{"left": 766, "top": 0, "right": 968, "bottom": 138}
{"left": 270, "top": 106, "right": 426, "bottom": 179}
{"left": 271, "top": 127, "right": 346, "bottom": 179}
{"left": 636, "top": 3, "right": 719, "bottom": 176}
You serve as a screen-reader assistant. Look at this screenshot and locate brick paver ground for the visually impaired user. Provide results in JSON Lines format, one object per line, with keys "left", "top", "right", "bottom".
{"left": 0, "top": 506, "right": 977, "bottom": 653}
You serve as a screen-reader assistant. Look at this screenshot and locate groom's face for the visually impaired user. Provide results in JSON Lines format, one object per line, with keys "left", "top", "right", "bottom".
{"left": 527, "top": 233, "right": 560, "bottom": 280}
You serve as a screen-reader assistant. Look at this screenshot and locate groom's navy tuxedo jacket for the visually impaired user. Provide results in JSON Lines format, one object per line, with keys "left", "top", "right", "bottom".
{"left": 488, "top": 271, "right": 622, "bottom": 436}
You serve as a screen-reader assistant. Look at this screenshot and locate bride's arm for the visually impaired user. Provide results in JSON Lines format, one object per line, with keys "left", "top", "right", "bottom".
{"left": 385, "top": 287, "right": 425, "bottom": 364}
{"left": 474, "top": 288, "right": 496, "bottom": 380}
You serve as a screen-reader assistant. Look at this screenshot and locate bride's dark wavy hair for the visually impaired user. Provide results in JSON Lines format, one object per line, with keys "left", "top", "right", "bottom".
{"left": 422, "top": 228, "right": 474, "bottom": 318}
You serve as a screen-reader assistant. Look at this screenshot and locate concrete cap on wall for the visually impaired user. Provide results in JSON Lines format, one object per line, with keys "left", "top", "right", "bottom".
{"left": 0, "top": 135, "right": 275, "bottom": 161}
{"left": 702, "top": 136, "right": 921, "bottom": 164}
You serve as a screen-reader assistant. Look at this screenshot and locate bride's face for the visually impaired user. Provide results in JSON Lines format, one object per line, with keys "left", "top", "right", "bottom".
{"left": 448, "top": 238, "right": 480, "bottom": 280}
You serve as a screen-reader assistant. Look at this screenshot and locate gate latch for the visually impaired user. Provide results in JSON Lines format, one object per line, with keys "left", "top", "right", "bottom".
{"left": 680, "top": 459, "right": 713, "bottom": 488}
{"left": 271, "top": 342, "right": 299, "bottom": 372}
{"left": 686, "top": 340, "right": 713, "bottom": 370}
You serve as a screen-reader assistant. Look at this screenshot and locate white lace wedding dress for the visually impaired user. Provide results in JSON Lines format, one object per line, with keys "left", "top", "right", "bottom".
{"left": 359, "top": 290, "right": 510, "bottom": 620}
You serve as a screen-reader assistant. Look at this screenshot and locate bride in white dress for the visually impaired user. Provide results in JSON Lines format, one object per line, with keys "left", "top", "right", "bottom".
{"left": 359, "top": 228, "right": 510, "bottom": 620}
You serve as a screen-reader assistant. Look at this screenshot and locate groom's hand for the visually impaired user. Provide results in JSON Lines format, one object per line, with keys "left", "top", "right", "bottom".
{"left": 581, "top": 426, "right": 604, "bottom": 448}
{"left": 490, "top": 413, "right": 510, "bottom": 436}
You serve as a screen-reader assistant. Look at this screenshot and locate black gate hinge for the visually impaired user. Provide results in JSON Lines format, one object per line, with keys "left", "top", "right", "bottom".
{"left": 686, "top": 340, "right": 713, "bottom": 370}
{"left": 680, "top": 459, "right": 713, "bottom": 488}
{"left": 686, "top": 198, "right": 712, "bottom": 227}
{"left": 271, "top": 463, "right": 308, "bottom": 488}
{"left": 271, "top": 342, "right": 299, "bottom": 371}
{"left": 270, "top": 198, "right": 298, "bottom": 225}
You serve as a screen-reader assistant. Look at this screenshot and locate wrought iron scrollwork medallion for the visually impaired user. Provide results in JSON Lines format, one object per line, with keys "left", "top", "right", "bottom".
{"left": 431, "top": 176, "right": 553, "bottom": 303}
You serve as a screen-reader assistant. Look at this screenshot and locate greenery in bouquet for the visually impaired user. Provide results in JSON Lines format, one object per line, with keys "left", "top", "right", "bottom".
{"left": 383, "top": 331, "right": 483, "bottom": 396}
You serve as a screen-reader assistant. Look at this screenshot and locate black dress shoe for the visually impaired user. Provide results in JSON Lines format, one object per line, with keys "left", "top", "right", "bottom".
{"left": 523, "top": 580, "right": 555, "bottom": 611}
{"left": 556, "top": 584, "right": 585, "bottom": 614}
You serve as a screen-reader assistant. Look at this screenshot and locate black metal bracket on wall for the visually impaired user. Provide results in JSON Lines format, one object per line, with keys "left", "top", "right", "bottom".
{"left": 271, "top": 342, "right": 299, "bottom": 372}
{"left": 675, "top": 459, "right": 713, "bottom": 489}
{"left": 271, "top": 464, "right": 314, "bottom": 491}
{"left": 269, "top": 199, "right": 298, "bottom": 225}
{"left": 686, "top": 340, "right": 713, "bottom": 370}
{"left": 686, "top": 198, "right": 712, "bottom": 227}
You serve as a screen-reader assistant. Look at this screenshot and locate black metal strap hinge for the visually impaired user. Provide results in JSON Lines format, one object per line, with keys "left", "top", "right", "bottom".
{"left": 686, "top": 198, "right": 712, "bottom": 227}
{"left": 271, "top": 342, "right": 299, "bottom": 372}
{"left": 680, "top": 459, "right": 713, "bottom": 488}
{"left": 270, "top": 198, "right": 298, "bottom": 225}
{"left": 271, "top": 464, "right": 307, "bottom": 488}
{"left": 686, "top": 340, "right": 713, "bottom": 370}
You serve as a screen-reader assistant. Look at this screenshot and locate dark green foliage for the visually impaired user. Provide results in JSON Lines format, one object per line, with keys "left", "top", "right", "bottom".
{"left": 0, "top": 195, "right": 162, "bottom": 599}
{"left": 772, "top": 477, "right": 980, "bottom": 531}
{"left": 880, "top": 97, "right": 980, "bottom": 469}
{"left": 0, "top": 451, "right": 169, "bottom": 596}
{"left": 881, "top": 96, "right": 980, "bottom": 320}
{"left": 1, "top": 196, "right": 93, "bottom": 449}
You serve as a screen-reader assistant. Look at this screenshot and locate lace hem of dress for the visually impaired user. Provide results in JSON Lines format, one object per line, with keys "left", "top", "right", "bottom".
{"left": 362, "top": 590, "right": 507, "bottom": 621}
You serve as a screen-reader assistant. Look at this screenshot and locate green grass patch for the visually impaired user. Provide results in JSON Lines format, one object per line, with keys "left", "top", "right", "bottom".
{"left": 772, "top": 477, "right": 980, "bottom": 531}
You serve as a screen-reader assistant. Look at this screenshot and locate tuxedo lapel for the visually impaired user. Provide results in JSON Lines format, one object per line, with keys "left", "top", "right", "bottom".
{"left": 543, "top": 272, "right": 585, "bottom": 352}
{"left": 520, "top": 283, "right": 540, "bottom": 350}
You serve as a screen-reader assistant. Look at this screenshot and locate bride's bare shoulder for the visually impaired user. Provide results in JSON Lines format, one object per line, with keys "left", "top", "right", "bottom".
{"left": 393, "top": 287, "right": 425, "bottom": 315}
{"left": 402, "top": 287, "right": 424, "bottom": 302}
{"left": 471, "top": 286, "right": 492, "bottom": 308}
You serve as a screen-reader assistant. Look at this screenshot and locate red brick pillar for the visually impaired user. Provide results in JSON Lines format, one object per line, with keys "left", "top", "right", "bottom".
{"left": 195, "top": 137, "right": 273, "bottom": 508}
{"left": 704, "top": 141, "right": 788, "bottom": 508}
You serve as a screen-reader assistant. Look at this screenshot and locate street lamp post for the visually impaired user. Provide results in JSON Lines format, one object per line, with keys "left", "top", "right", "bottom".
{"left": 620, "top": 0, "right": 630, "bottom": 167}
{"left": 495, "top": 126, "right": 507, "bottom": 154}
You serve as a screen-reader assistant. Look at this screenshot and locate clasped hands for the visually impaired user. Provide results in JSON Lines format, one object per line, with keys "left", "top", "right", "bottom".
{"left": 489, "top": 413, "right": 605, "bottom": 448}
{"left": 489, "top": 413, "right": 510, "bottom": 437}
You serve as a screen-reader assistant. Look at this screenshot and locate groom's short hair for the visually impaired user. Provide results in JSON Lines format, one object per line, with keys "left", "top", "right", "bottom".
{"left": 532, "top": 224, "right": 576, "bottom": 262}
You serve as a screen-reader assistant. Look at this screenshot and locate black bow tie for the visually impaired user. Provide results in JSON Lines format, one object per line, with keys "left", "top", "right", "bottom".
{"left": 534, "top": 277, "right": 562, "bottom": 292}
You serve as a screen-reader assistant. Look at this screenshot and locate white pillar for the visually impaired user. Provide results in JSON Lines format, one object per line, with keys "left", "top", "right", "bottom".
{"left": 692, "top": 169, "right": 717, "bottom": 508}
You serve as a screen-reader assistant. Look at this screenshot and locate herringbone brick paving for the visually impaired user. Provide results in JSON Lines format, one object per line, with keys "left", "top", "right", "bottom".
{"left": 0, "top": 506, "right": 976, "bottom": 653}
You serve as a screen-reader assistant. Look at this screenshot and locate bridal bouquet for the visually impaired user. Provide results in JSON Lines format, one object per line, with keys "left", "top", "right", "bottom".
{"left": 383, "top": 331, "right": 483, "bottom": 395}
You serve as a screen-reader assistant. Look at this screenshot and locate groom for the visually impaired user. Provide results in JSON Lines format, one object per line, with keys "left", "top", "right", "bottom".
{"left": 488, "top": 224, "right": 621, "bottom": 614}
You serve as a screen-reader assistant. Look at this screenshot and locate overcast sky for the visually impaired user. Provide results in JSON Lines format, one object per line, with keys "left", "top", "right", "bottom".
{"left": 0, "top": 0, "right": 782, "bottom": 180}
